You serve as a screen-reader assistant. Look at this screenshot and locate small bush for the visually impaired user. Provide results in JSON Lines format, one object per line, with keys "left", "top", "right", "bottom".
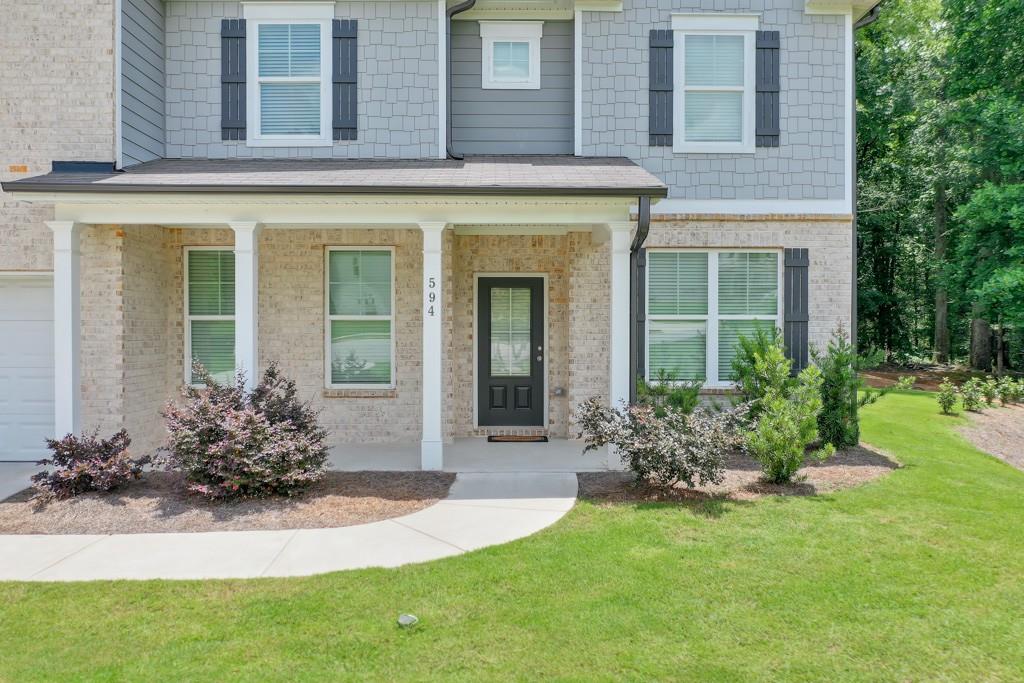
{"left": 960, "top": 378, "right": 984, "bottom": 412}
{"left": 732, "top": 328, "right": 794, "bottom": 419}
{"left": 745, "top": 365, "right": 834, "bottom": 484}
{"left": 163, "top": 362, "right": 329, "bottom": 499}
{"left": 937, "top": 379, "right": 959, "bottom": 415}
{"left": 982, "top": 378, "right": 999, "bottom": 406}
{"left": 636, "top": 370, "right": 702, "bottom": 416}
{"left": 31, "top": 429, "right": 146, "bottom": 500}
{"left": 575, "top": 398, "right": 746, "bottom": 489}
{"left": 997, "top": 376, "right": 1019, "bottom": 405}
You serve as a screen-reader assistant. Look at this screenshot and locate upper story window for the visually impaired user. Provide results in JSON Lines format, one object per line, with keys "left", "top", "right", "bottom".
{"left": 480, "top": 21, "right": 543, "bottom": 90}
{"left": 244, "top": 3, "right": 333, "bottom": 146}
{"left": 672, "top": 14, "right": 758, "bottom": 154}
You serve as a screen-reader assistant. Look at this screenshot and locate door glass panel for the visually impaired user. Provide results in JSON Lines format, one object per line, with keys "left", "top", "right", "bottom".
{"left": 490, "top": 287, "right": 531, "bottom": 376}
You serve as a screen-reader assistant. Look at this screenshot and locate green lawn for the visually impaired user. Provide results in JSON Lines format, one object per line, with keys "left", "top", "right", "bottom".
{"left": 2, "top": 392, "right": 1023, "bottom": 681}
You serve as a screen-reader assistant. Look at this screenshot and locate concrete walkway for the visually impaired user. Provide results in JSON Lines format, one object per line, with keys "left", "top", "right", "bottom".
{"left": 0, "top": 472, "right": 577, "bottom": 582}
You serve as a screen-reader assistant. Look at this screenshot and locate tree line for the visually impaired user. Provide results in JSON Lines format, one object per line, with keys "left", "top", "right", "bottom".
{"left": 856, "top": 0, "right": 1023, "bottom": 372}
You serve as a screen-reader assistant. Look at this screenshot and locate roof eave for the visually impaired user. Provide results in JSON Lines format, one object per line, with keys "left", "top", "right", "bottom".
{"left": 1, "top": 181, "right": 669, "bottom": 199}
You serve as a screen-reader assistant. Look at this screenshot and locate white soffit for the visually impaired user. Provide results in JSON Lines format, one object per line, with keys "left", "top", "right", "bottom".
{"left": 805, "top": 0, "right": 881, "bottom": 20}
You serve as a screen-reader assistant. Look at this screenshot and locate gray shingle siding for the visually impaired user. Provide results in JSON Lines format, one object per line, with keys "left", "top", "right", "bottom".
{"left": 580, "top": 0, "right": 847, "bottom": 201}
{"left": 121, "top": 0, "right": 166, "bottom": 166}
{"left": 164, "top": 1, "right": 438, "bottom": 160}
{"left": 450, "top": 20, "right": 574, "bottom": 156}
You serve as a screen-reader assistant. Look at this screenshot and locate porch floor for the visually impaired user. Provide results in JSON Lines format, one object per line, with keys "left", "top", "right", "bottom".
{"left": 329, "top": 438, "right": 610, "bottom": 472}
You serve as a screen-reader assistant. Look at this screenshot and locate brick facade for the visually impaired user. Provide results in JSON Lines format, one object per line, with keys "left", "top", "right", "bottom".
{"left": 0, "top": 0, "right": 116, "bottom": 272}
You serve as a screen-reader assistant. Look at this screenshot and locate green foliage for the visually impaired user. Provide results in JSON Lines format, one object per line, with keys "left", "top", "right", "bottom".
{"left": 745, "top": 366, "right": 834, "bottom": 484}
{"left": 814, "top": 329, "right": 863, "bottom": 448}
{"left": 959, "top": 377, "right": 984, "bottom": 412}
{"left": 937, "top": 379, "right": 959, "bottom": 415}
{"left": 981, "top": 378, "right": 999, "bottom": 406}
{"left": 996, "top": 376, "right": 1018, "bottom": 405}
{"left": 636, "top": 370, "right": 701, "bottom": 417}
{"left": 731, "top": 328, "right": 793, "bottom": 418}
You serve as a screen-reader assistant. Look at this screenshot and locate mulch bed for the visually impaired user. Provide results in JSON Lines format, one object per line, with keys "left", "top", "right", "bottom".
{"left": 0, "top": 471, "right": 455, "bottom": 535}
{"left": 959, "top": 404, "right": 1024, "bottom": 472}
{"left": 578, "top": 445, "right": 899, "bottom": 504}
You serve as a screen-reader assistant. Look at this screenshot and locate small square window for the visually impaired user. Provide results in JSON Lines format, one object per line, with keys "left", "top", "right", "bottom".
{"left": 480, "top": 21, "right": 543, "bottom": 90}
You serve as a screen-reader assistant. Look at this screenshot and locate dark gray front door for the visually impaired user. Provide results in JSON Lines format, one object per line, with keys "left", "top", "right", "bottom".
{"left": 478, "top": 277, "right": 544, "bottom": 427}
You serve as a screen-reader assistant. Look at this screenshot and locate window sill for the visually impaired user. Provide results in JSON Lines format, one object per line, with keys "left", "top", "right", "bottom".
{"left": 323, "top": 388, "right": 397, "bottom": 399}
{"left": 246, "top": 138, "right": 334, "bottom": 148}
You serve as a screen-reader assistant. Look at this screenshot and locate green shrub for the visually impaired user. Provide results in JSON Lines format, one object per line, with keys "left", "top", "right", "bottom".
{"left": 982, "top": 378, "right": 999, "bottom": 406}
{"left": 636, "top": 370, "right": 702, "bottom": 416}
{"left": 731, "top": 328, "right": 794, "bottom": 419}
{"left": 996, "top": 376, "right": 1016, "bottom": 405}
{"left": 960, "top": 378, "right": 984, "bottom": 412}
{"left": 745, "top": 365, "right": 834, "bottom": 484}
{"left": 937, "top": 379, "right": 959, "bottom": 415}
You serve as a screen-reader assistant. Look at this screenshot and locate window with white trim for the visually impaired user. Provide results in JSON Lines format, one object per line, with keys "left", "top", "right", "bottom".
{"left": 245, "top": 4, "right": 333, "bottom": 146}
{"left": 480, "top": 21, "right": 543, "bottom": 90}
{"left": 672, "top": 14, "right": 757, "bottom": 154}
{"left": 325, "top": 248, "right": 395, "bottom": 388}
{"left": 185, "top": 248, "right": 235, "bottom": 385}
{"left": 646, "top": 249, "right": 781, "bottom": 387}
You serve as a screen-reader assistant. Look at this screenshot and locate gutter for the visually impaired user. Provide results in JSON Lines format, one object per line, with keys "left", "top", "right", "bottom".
{"left": 628, "top": 195, "right": 651, "bottom": 404}
{"left": 446, "top": 0, "right": 477, "bottom": 159}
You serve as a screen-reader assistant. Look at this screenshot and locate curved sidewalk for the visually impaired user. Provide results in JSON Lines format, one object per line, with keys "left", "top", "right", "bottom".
{"left": 0, "top": 472, "right": 577, "bottom": 582}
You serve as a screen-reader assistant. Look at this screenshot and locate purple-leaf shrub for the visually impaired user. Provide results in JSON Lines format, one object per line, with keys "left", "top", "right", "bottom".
{"left": 575, "top": 398, "right": 747, "bottom": 489}
{"left": 163, "top": 362, "right": 329, "bottom": 499}
{"left": 31, "top": 429, "right": 146, "bottom": 501}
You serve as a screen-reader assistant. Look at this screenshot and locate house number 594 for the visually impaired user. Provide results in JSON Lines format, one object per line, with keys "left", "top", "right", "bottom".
{"left": 426, "top": 276, "right": 437, "bottom": 317}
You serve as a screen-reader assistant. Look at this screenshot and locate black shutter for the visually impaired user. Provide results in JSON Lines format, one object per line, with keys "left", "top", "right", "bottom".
{"left": 221, "top": 19, "right": 246, "bottom": 141}
{"left": 784, "top": 248, "right": 810, "bottom": 373}
{"left": 333, "top": 19, "right": 358, "bottom": 141}
{"left": 649, "top": 30, "right": 673, "bottom": 147}
{"left": 755, "top": 30, "right": 781, "bottom": 148}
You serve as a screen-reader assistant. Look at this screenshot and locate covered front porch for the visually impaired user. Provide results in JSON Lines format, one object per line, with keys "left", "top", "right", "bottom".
{"left": 4, "top": 157, "right": 667, "bottom": 471}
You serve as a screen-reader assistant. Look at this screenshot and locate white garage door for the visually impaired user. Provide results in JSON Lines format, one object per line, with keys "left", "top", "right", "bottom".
{"left": 0, "top": 276, "right": 54, "bottom": 461}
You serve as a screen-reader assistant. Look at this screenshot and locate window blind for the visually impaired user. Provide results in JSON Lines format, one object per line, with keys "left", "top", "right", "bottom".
{"left": 718, "top": 252, "right": 778, "bottom": 316}
{"left": 684, "top": 34, "right": 745, "bottom": 143}
{"left": 648, "top": 251, "right": 708, "bottom": 316}
{"left": 257, "top": 23, "right": 321, "bottom": 136}
{"left": 186, "top": 250, "right": 235, "bottom": 385}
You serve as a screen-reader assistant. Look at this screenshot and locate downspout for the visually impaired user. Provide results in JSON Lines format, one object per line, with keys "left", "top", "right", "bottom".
{"left": 851, "top": 3, "right": 883, "bottom": 351}
{"left": 446, "top": 0, "right": 477, "bottom": 160}
{"left": 629, "top": 195, "right": 652, "bottom": 404}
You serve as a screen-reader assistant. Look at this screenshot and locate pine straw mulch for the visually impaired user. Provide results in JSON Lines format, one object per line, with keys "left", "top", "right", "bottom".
{"left": 578, "top": 445, "right": 899, "bottom": 505}
{"left": 959, "top": 404, "right": 1024, "bottom": 472}
{"left": 0, "top": 471, "right": 455, "bottom": 535}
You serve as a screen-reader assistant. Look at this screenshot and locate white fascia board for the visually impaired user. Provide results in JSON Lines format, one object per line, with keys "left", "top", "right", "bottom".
{"left": 574, "top": 0, "right": 621, "bottom": 11}
{"left": 651, "top": 198, "right": 853, "bottom": 216}
{"left": 39, "top": 194, "right": 636, "bottom": 226}
{"left": 242, "top": 2, "right": 335, "bottom": 20}
{"left": 671, "top": 14, "right": 760, "bottom": 32}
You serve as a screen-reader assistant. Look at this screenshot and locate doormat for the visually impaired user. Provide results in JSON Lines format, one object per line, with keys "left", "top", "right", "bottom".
{"left": 486, "top": 435, "right": 549, "bottom": 443}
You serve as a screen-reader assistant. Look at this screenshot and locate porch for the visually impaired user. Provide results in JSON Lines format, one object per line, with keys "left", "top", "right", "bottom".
{"left": 3, "top": 157, "right": 667, "bottom": 471}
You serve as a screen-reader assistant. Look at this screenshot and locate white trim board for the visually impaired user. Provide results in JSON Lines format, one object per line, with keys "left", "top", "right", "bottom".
{"left": 650, "top": 199, "right": 852, "bottom": 216}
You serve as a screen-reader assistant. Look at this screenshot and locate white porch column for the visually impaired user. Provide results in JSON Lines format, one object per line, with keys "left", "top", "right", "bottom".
{"left": 231, "top": 222, "right": 262, "bottom": 391}
{"left": 608, "top": 222, "right": 633, "bottom": 470}
{"left": 419, "top": 222, "right": 446, "bottom": 470}
{"left": 47, "top": 221, "right": 83, "bottom": 437}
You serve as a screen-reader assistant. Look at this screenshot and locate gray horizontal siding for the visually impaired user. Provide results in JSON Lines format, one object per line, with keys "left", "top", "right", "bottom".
{"left": 121, "top": 0, "right": 165, "bottom": 166}
{"left": 451, "top": 20, "right": 573, "bottom": 156}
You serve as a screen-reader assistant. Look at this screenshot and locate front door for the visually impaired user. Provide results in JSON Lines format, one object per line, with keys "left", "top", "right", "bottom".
{"left": 478, "top": 277, "right": 544, "bottom": 427}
